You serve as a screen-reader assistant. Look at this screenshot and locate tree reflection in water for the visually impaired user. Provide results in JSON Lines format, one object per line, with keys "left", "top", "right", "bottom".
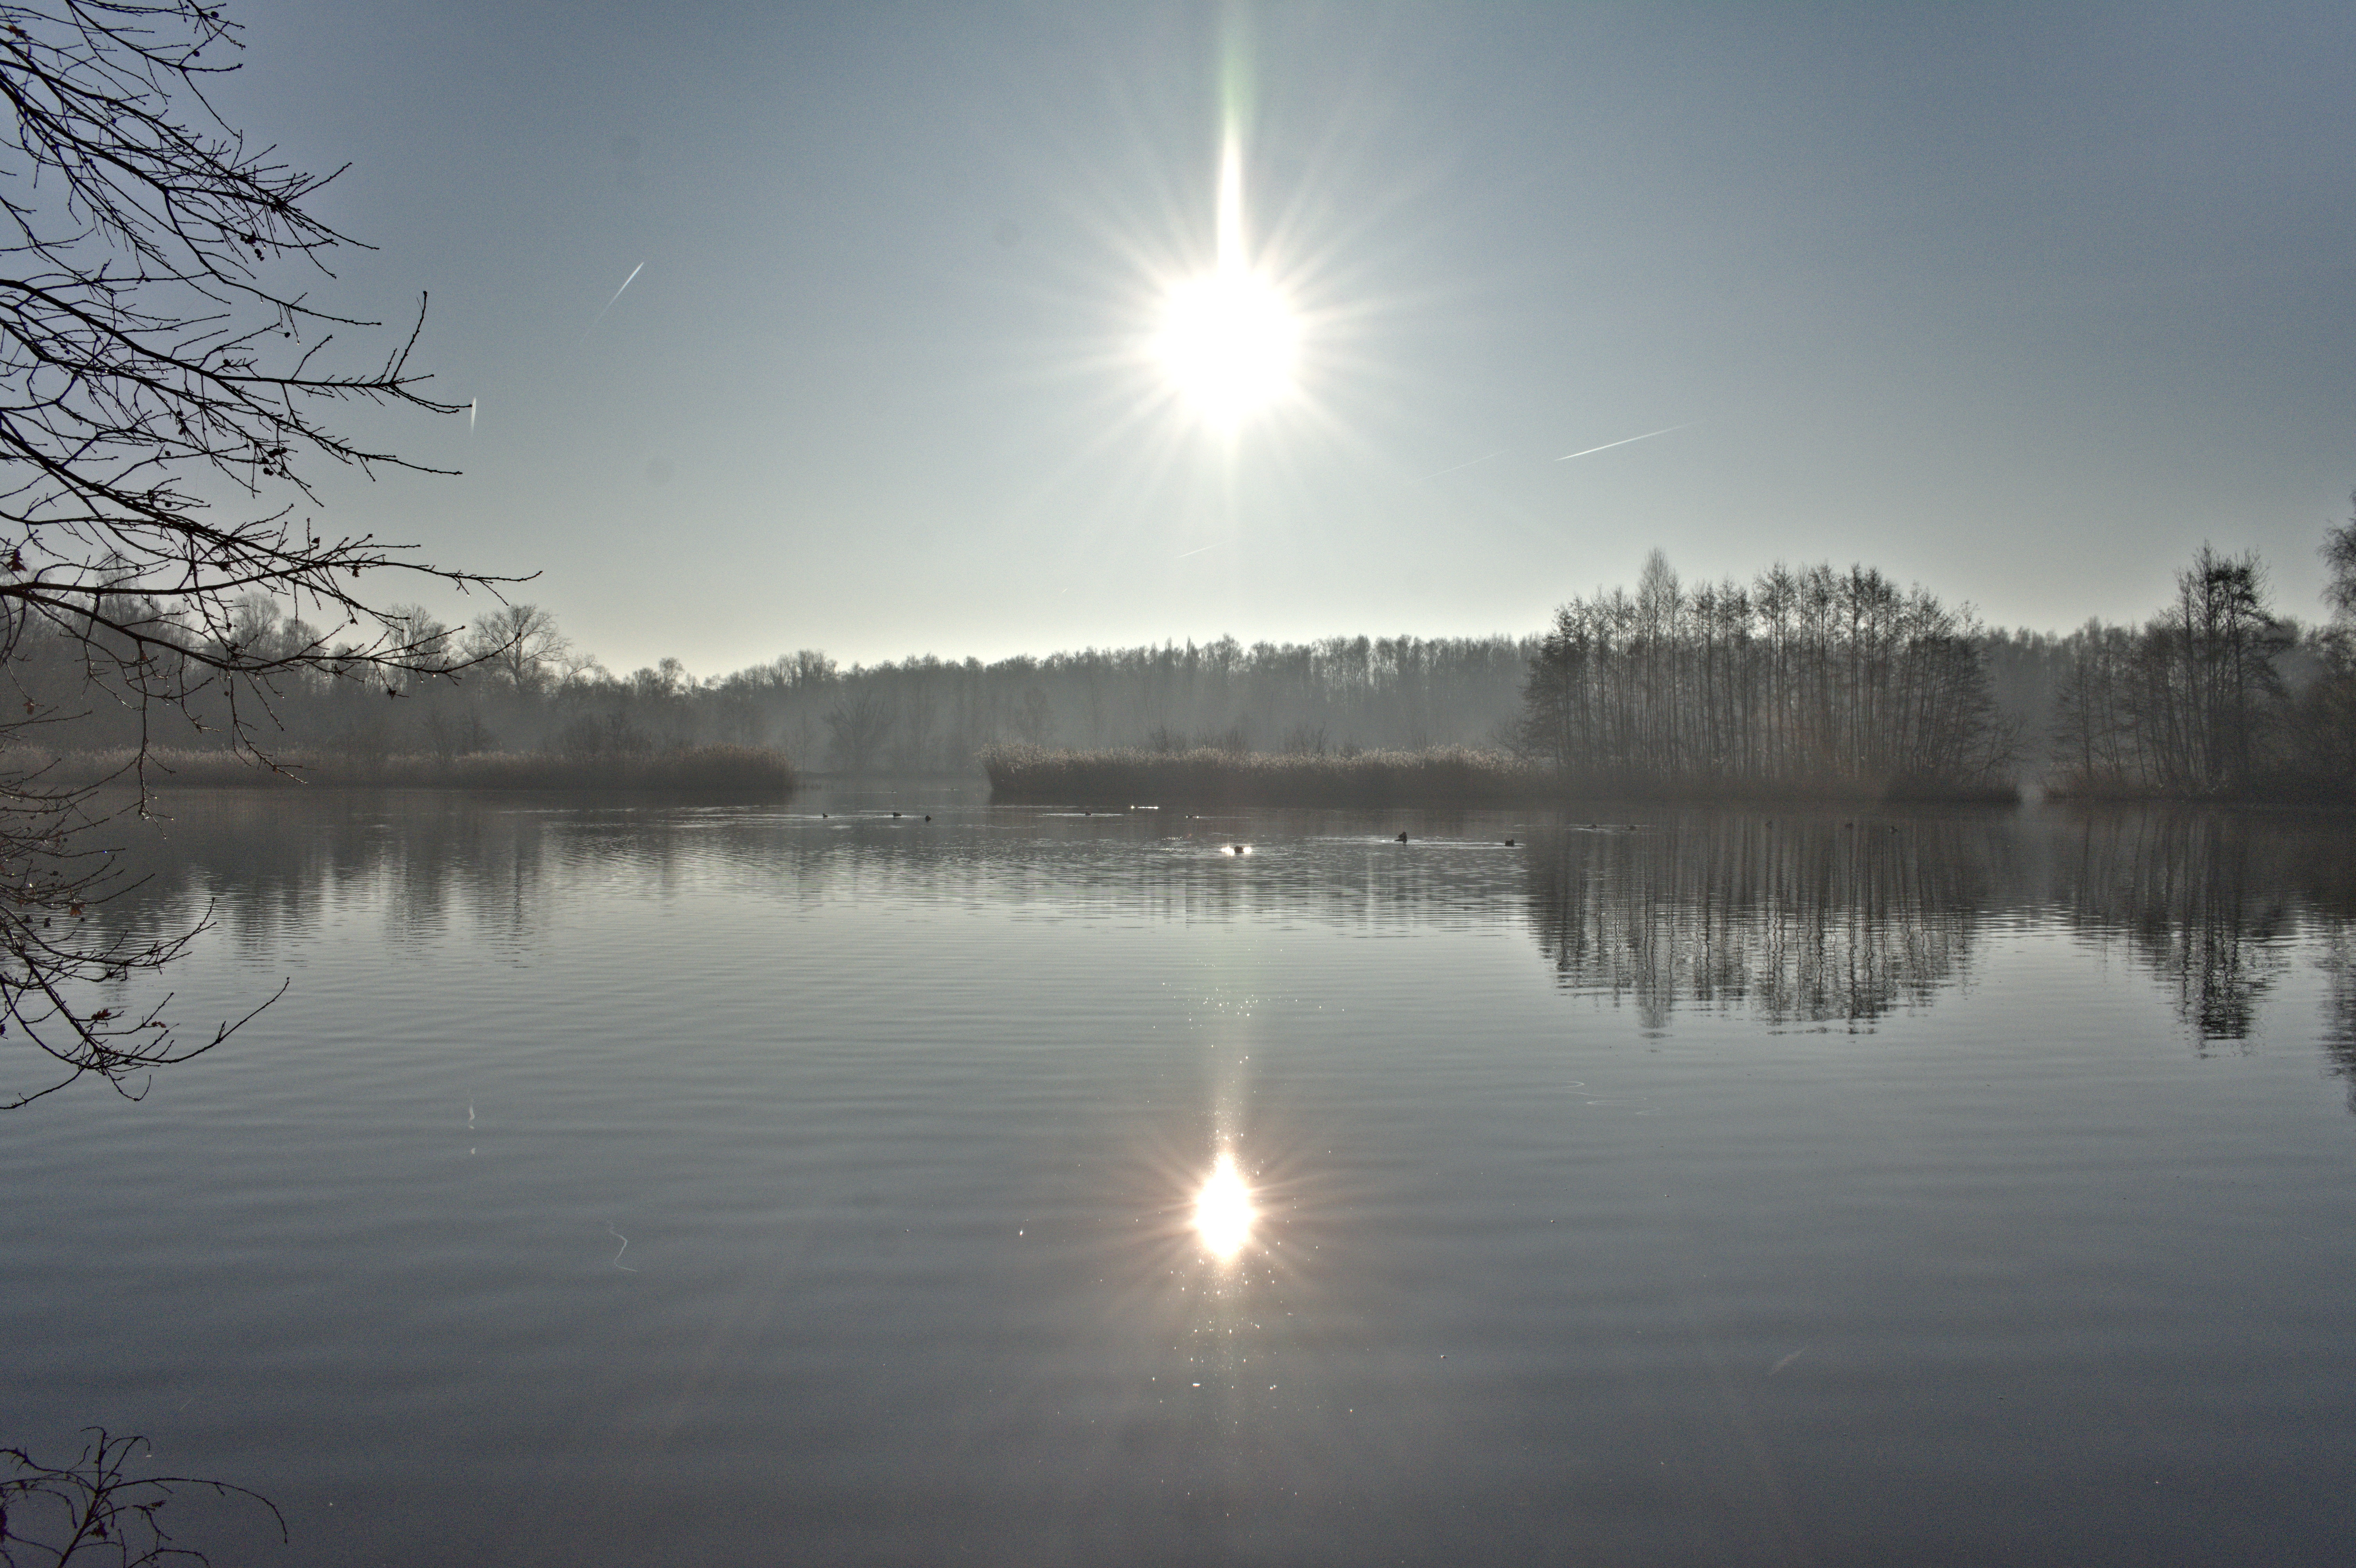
{"left": 2050, "top": 811, "right": 2301, "bottom": 1049}
{"left": 66, "top": 791, "right": 2356, "bottom": 1105}
{"left": 2326, "top": 933, "right": 2356, "bottom": 1110}
{"left": 2048, "top": 810, "right": 2356, "bottom": 1060}
{"left": 1515, "top": 807, "right": 2356, "bottom": 1078}
{"left": 1520, "top": 813, "right": 2005, "bottom": 1029}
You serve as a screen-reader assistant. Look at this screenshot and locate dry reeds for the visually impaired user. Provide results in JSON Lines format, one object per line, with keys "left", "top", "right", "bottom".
{"left": 981, "top": 744, "right": 1542, "bottom": 809}
{"left": 36, "top": 745, "right": 798, "bottom": 797}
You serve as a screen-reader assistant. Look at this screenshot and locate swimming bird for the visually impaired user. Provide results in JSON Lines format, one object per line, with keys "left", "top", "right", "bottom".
{"left": 1396, "top": 831, "right": 1409, "bottom": 843}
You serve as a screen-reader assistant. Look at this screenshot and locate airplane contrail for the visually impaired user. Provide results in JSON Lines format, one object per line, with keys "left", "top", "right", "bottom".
{"left": 582, "top": 262, "right": 646, "bottom": 339}
{"left": 1175, "top": 542, "right": 1219, "bottom": 560}
{"left": 468, "top": 397, "right": 477, "bottom": 433}
{"left": 1554, "top": 424, "right": 1690, "bottom": 463}
{"left": 1419, "top": 449, "right": 1505, "bottom": 481}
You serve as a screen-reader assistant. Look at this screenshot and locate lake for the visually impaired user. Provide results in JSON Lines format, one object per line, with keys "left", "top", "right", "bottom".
{"left": 6, "top": 791, "right": 2356, "bottom": 1566}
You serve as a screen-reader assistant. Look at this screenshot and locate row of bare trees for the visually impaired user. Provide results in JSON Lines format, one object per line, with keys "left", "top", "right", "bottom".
{"left": 1516, "top": 552, "right": 2016, "bottom": 797}
{"left": 2050, "top": 522, "right": 2356, "bottom": 800}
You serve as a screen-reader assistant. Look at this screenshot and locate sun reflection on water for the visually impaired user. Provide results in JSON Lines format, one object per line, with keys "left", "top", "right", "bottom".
{"left": 1193, "top": 1151, "right": 1257, "bottom": 1262}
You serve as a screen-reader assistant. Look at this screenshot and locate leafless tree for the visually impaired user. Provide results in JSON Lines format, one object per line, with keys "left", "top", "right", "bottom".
{"left": 461, "top": 603, "right": 568, "bottom": 693}
{"left": 2297, "top": 496, "right": 2356, "bottom": 789}
{"left": 2046, "top": 547, "right": 2299, "bottom": 797}
{"left": 2324, "top": 491, "right": 2356, "bottom": 628}
{"left": 824, "top": 689, "right": 893, "bottom": 775}
{"left": 0, "top": 1, "right": 521, "bottom": 1104}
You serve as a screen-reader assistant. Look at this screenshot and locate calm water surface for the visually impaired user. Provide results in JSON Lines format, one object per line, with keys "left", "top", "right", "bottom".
{"left": 6, "top": 791, "right": 2356, "bottom": 1566}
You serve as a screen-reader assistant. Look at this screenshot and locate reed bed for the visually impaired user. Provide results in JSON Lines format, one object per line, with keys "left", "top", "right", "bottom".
{"left": 981, "top": 744, "right": 1545, "bottom": 809}
{"left": 33, "top": 745, "right": 798, "bottom": 798}
{"left": 981, "top": 744, "right": 2020, "bottom": 809}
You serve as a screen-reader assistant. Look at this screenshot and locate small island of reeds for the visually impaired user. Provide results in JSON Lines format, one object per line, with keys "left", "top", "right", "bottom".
{"left": 982, "top": 743, "right": 1542, "bottom": 809}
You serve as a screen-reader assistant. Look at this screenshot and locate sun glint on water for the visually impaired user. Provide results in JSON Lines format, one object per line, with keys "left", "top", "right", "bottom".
{"left": 1193, "top": 1151, "right": 1257, "bottom": 1260}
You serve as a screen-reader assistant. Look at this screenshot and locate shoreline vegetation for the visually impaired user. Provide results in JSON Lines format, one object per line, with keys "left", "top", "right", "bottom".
{"left": 979, "top": 743, "right": 2022, "bottom": 809}
{"left": 39, "top": 745, "right": 798, "bottom": 798}
{"left": 10, "top": 530, "right": 2348, "bottom": 814}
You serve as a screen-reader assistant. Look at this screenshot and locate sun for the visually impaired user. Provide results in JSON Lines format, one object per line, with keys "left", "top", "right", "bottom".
{"left": 1151, "top": 135, "right": 1300, "bottom": 434}
{"left": 1154, "top": 269, "right": 1299, "bottom": 432}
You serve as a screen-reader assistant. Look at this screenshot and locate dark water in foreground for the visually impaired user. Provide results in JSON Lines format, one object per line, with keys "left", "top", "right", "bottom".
{"left": 6, "top": 791, "right": 2356, "bottom": 1566}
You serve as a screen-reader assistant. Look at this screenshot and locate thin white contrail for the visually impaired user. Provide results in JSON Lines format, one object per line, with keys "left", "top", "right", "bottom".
{"left": 1419, "top": 449, "right": 1505, "bottom": 481}
{"left": 1554, "top": 424, "right": 1690, "bottom": 463}
{"left": 582, "top": 262, "right": 646, "bottom": 339}
{"left": 1175, "top": 542, "right": 1218, "bottom": 560}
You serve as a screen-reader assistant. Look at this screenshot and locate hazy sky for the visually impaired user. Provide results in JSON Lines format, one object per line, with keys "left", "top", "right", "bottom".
{"left": 220, "top": 1, "right": 2355, "bottom": 675}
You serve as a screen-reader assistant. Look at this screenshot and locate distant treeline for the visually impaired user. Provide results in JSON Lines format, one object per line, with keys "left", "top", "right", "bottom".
{"left": 0, "top": 598, "right": 1535, "bottom": 777}
{"left": 8, "top": 509, "right": 2351, "bottom": 804}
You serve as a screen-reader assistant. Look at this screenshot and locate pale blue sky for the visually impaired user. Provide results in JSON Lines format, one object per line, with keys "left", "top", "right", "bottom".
{"left": 221, "top": 2, "right": 2355, "bottom": 672}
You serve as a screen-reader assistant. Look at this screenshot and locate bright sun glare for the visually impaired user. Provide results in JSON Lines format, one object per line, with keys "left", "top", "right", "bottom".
{"left": 1155, "top": 272, "right": 1298, "bottom": 431}
{"left": 1193, "top": 1151, "right": 1257, "bottom": 1260}
{"left": 1153, "top": 136, "right": 1299, "bottom": 433}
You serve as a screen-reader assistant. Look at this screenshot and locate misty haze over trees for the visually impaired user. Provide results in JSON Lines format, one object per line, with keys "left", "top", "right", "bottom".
{"left": 14, "top": 518, "right": 2353, "bottom": 804}
{"left": 9, "top": 600, "right": 1536, "bottom": 775}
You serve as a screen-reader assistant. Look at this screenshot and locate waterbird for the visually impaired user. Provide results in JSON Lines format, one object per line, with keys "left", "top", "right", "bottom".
{"left": 1503, "top": 838, "right": 1516, "bottom": 847}
{"left": 1396, "top": 831, "right": 1409, "bottom": 843}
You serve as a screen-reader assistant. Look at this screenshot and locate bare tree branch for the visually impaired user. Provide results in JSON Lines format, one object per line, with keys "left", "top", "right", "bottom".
{"left": 0, "top": 1, "right": 525, "bottom": 1101}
